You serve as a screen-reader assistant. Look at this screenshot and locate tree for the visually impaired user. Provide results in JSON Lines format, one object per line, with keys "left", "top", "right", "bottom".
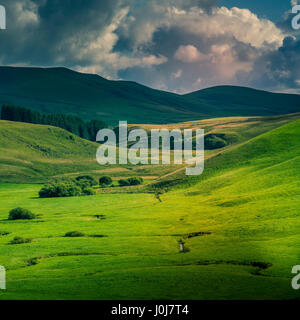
{"left": 99, "top": 176, "right": 112, "bottom": 187}
{"left": 87, "top": 119, "right": 106, "bottom": 141}
{"left": 1, "top": 104, "right": 107, "bottom": 142}
{"left": 76, "top": 175, "right": 97, "bottom": 186}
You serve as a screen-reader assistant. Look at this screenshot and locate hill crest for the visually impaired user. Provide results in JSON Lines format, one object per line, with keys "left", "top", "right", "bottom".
{"left": 0, "top": 66, "right": 300, "bottom": 124}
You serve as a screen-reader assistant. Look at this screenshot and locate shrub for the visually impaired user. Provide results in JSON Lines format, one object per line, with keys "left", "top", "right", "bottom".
{"left": 82, "top": 187, "right": 96, "bottom": 196}
{"left": 8, "top": 207, "right": 36, "bottom": 220}
{"left": 10, "top": 236, "right": 32, "bottom": 245}
{"left": 204, "top": 134, "right": 228, "bottom": 150}
{"left": 251, "top": 262, "right": 272, "bottom": 270}
{"left": 99, "top": 176, "right": 112, "bottom": 187}
{"left": 118, "top": 179, "right": 130, "bottom": 187}
{"left": 64, "top": 231, "right": 85, "bottom": 237}
{"left": 27, "top": 258, "right": 38, "bottom": 266}
{"left": 127, "top": 177, "right": 143, "bottom": 186}
{"left": 75, "top": 175, "right": 97, "bottom": 186}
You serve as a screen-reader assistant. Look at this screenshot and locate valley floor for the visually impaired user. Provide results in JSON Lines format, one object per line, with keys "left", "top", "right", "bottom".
{"left": 0, "top": 175, "right": 299, "bottom": 299}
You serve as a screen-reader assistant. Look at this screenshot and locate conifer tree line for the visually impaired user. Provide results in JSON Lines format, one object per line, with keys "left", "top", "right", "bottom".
{"left": 1, "top": 104, "right": 107, "bottom": 141}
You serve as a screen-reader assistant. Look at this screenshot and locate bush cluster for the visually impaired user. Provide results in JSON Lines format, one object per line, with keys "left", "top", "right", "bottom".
{"left": 39, "top": 182, "right": 82, "bottom": 198}
{"left": 99, "top": 176, "right": 143, "bottom": 187}
{"left": 39, "top": 176, "right": 96, "bottom": 198}
{"left": 38, "top": 174, "right": 144, "bottom": 197}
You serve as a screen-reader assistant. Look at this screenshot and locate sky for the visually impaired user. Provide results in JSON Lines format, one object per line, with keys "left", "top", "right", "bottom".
{"left": 219, "top": 0, "right": 291, "bottom": 21}
{"left": 0, "top": 0, "right": 299, "bottom": 94}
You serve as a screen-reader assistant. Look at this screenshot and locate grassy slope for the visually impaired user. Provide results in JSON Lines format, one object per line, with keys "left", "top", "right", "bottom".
{"left": 0, "top": 119, "right": 300, "bottom": 299}
{"left": 130, "top": 113, "right": 300, "bottom": 144}
{"left": 1, "top": 113, "right": 300, "bottom": 183}
{"left": 0, "top": 120, "right": 180, "bottom": 183}
{"left": 1, "top": 67, "right": 300, "bottom": 124}
{"left": 0, "top": 120, "right": 100, "bottom": 182}
{"left": 133, "top": 113, "right": 300, "bottom": 182}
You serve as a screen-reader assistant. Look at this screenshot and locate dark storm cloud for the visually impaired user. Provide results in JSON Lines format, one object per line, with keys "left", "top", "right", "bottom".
{"left": 277, "top": 7, "right": 300, "bottom": 38}
{"left": 0, "top": 0, "right": 126, "bottom": 66}
{"left": 244, "top": 36, "right": 300, "bottom": 92}
{"left": 0, "top": 0, "right": 216, "bottom": 67}
{"left": 0, "top": 0, "right": 299, "bottom": 93}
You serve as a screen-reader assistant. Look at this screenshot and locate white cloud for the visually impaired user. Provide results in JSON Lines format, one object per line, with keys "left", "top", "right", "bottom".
{"left": 122, "top": 5, "right": 285, "bottom": 51}
{"left": 174, "top": 45, "right": 207, "bottom": 63}
{"left": 171, "top": 69, "right": 182, "bottom": 79}
{"left": 14, "top": 0, "right": 39, "bottom": 26}
{"left": 291, "top": 0, "right": 298, "bottom": 7}
{"left": 210, "top": 43, "right": 253, "bottom": 79}
{"left": 171, "top": 7, "right": 285, "bottom": 49}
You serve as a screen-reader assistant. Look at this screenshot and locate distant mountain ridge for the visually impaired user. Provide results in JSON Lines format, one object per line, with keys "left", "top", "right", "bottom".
{"left": 0, "top": 66, "right": 300, "bottom": 124}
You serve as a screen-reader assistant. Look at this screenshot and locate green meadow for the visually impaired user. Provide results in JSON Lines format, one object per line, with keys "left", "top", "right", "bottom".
{"left": 0, "top": 116, "right": 300, "bottom": 299}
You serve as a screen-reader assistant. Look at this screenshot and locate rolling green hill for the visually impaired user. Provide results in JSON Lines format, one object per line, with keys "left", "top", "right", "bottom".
{"left": 1, "top": 113, "right": 300, "bottom": 183}
{"left": 181, "top": 116, "right": 300, "bottom": 189}
{"left": 0, "top": 120, "right": 99, "bottom": 182}
{"left": 0, "top": 66, "right": 201, "bottom": 124}
{"left": 185, "top": 86, "right": 300, "bottom": 117}
{"left": 1, "top": 66, "right": 300, "bottom": 124}
{"left": 0, "top": 120, "right": 180, "bottom": 183}
{"left": 0, "top": 117, "right": 300, "bottom": 299}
